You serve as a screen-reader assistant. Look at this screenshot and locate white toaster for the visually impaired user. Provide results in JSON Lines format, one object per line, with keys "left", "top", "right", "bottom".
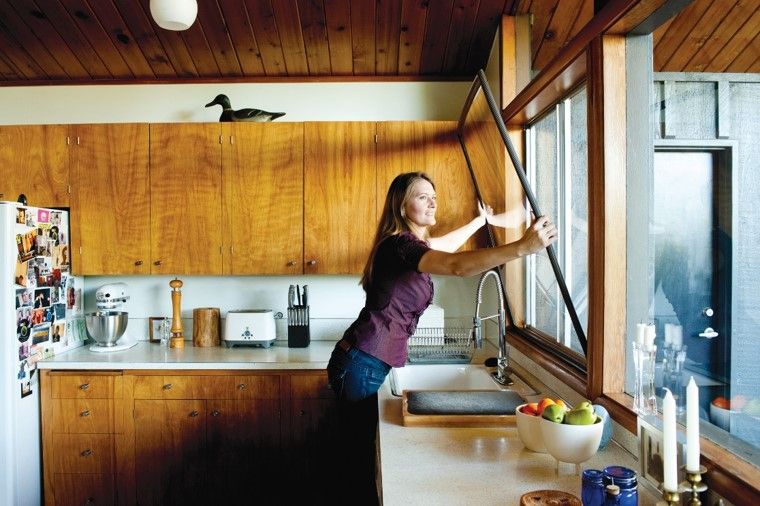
{"left": 223, "top": 309, "right": 276, "bottom": 348}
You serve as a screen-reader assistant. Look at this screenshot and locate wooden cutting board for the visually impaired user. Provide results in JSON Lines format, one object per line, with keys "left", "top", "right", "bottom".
{"left": 519, "top": 490, "right": 581, "bottom": 506}
{"left": 401, "top": 389, "right": 520, "bottom": 427}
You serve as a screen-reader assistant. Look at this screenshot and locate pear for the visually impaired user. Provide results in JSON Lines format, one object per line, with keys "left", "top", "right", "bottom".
{"left": 564, "top": 402, "right": 597, "bottom": 425}
{"left": 541, "top": 403, "right": 567, "bottom": 423}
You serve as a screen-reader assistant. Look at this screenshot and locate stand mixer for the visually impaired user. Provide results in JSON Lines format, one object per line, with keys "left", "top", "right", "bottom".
{"left": 86, "top": 282, "right": 137, "bottom": 353}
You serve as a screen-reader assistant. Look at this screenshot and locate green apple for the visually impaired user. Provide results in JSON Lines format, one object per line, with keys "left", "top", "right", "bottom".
{"left": 541, "top": 403, "right": 567, "bottom": 423}
{"left": 564, "top": 402, "right": 597, "bottom": 425}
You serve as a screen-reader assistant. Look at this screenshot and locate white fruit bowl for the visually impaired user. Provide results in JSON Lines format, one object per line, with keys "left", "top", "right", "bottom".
{"left": 515, "top": 404, "right": 546, "bottom": 453}
{"left": 539, "top": 416, "right": 603, "bottom": 464}
{"left": 709, "top": 403, "right": 737, "bottom": 431}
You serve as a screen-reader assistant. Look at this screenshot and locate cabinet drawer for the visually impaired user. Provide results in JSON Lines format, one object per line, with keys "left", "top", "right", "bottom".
{"left": 50, "top": 373, "right": 121, "bottom": 399}
{"left": 51, "top": 434, "right": 113, "bottom": 474}
{"left": 290, "top": 373, "right": 333, "bottom": 399}
{"left": 132, "top": 375, "right": 213, "bottom": 399}
{"left": 51, "top": 399, "right": 112, "bottom": 434}
{"left": 133, "top": 374, "right": 280, "bottom": 399}
{"left": 52, "top": 473, "right": 114, "bottom": 506}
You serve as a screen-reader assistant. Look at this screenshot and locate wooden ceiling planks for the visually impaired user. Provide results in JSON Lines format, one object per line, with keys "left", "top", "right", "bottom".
{"left": 398, "top": 0, "right": 429, "bottom": 75}
{"left": 375, "top": 0, "right": 403, "bottom": 75}
{"left": 217, "top": 0, "right": 266, "bottom": 76}
{"left": 0, "top": 0, "right": 755, "bottom": 85}
{"left": 324, "top": 0, "right": 353, "bottom": 75}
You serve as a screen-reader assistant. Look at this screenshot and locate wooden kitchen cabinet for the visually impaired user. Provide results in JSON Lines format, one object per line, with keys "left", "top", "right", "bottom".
{"left": 69, "top": 124, "right": 151, "bottom": 274}
{"left": 0, "top": 124, "right": 69, "bottom": 207}
{"left": 130, "top": 373, "right": 282, "bottom": 505}
{"left": 304, "top": 122, "right": 377, "bottom": 274}
{"left": 222, "top": 122, "right": 304, "bottom": 275}
{"left": 283, "top": 372, "right": 340, "bottom": 504}
{"left": 149, "top": 124, "right": 223, "bottom": 275}
{"left": 376, "top": 121, "right": 483, "bottom": 251}
{"left": 41, "top": 371, "right": 124, "bottom": 506}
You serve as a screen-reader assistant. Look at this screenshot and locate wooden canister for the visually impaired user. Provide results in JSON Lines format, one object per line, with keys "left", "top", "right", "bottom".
{"left": 193, "top": 307, "right": 221, "bottom": 347}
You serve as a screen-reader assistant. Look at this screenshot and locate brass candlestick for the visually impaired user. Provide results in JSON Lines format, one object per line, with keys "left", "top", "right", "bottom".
{"left": 169, "top": 278, "right": 184, "bottom": 348}
{"left": 657, "top": 488, "right": 680, "bottom": 506}
{"left": 680, "top": 465, "right": 708, "bottom": 506}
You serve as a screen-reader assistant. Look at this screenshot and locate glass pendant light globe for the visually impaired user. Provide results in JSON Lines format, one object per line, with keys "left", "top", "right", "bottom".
{"left": 150, "top": 0, "right": 198, "bottom": 31}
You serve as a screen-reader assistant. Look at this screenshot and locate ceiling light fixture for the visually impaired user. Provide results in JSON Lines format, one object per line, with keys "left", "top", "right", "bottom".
{"left": 149, "top": 0, "right": 198, "bottom": 31}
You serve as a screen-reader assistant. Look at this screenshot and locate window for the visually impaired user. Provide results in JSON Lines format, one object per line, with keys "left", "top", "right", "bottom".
{"left": 626, "top": 77, "right": 760, "bottom": 467}
{"left": 524, "top": 86, "right": 589, "bottom": 356}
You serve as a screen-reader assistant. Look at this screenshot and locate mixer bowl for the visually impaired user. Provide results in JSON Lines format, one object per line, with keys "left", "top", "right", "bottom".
{"left": 85, "top": 311, "right": 128, "bottom": 347}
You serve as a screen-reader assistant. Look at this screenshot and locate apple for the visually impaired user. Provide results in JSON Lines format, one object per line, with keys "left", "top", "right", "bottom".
{"left": 712, "top": 396, "right": 730, "bottom": 410}
{"left": 564, "top": 401, "right": 596, "bottom": 425}
{"left": 541, "top": 403, "right": 567, "bottom": 423}
{"left": 537, "top": 398, "right": 556, "bottom": 416}
{"left": 731, "top": 395, "right": 747, "bottom": 411}
{"left": 521, "top": 402, "right": 539, "bottom": 416}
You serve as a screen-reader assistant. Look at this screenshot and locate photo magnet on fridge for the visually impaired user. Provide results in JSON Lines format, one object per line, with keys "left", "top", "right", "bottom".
{"left": 16, "top": 207, "right": 26, "bottom": 224}
{"left": 37, "top": 209, "right": 50, "bottom": 223}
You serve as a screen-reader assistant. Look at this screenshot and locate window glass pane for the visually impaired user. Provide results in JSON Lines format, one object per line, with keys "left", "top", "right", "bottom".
{"left": 531, "top": 108, "right": 559, "bottom": 338}
{"left": 526, "top": 86, "right": 588, "bottom": 354}
{"left": 628, "top": 78, "right": 760, "bottom": 466}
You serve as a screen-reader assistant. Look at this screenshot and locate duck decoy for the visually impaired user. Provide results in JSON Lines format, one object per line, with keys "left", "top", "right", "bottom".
{"left": 205, "top": 94, "right": 286, "bottom": 122}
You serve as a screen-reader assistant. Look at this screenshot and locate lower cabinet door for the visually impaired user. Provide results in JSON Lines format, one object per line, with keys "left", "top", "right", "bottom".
{"left": 134, "top": 400, "right": 206, "bottom": 506}
{"left": 205, "top": 399, "right": 281, "bottom": 504}
{"left": 52, "top": 473, "right": 114, "bottom": 506}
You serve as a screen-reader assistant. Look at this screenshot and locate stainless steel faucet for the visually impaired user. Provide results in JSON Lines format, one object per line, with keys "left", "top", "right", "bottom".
{"left": 472, "top": 269, "right": 514, "bottom": 386}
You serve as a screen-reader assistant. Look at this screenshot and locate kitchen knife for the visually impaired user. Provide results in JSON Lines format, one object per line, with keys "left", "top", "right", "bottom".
{"left": 288, "top": 285, "right": 295, "bottom": 308}
{"left": 296, "top": 285, "right": 302, "bottom": 306}
{"left": 302, "top": 285, "right": 308, "bottom": 306}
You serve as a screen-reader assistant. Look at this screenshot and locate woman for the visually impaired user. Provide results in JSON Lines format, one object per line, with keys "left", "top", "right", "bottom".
{"left": 326, "top": 171, "right": 557, "bottom": 503}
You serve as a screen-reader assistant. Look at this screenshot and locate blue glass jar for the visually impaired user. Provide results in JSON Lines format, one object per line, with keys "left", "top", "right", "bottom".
{"left": 602, "top": 466, "right": 638, "bottom": 506}
{"left": 581, "top": 469, "right": 606, "bottom": 506}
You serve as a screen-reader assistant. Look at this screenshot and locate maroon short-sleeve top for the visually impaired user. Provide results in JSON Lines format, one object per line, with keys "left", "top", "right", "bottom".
{"left": 342, "top": 232, "right": 433, "bottom": 367}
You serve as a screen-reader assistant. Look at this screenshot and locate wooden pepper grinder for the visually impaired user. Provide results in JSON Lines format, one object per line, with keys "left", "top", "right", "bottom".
{"left": 169, "top": 278, "right": 185, "bottom": 348}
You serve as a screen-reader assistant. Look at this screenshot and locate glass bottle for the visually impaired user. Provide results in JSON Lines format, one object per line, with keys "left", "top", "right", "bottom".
{"left": 603, "top": 465, "right": 638, "bottom": 506}
{"left": 581, "top": 469, "right": 606, "bottom": 506}
{"left": 604, "top": 485, "right": 620, "bottom": 505}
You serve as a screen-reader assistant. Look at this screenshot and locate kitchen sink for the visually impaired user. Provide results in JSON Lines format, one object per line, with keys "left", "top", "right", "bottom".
{"left": 389, "top": 364, "right": 503, "bottom": 396}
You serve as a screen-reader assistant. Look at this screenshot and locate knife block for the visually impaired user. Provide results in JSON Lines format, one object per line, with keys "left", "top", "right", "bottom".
{"left": 287, "top": 305, "right": 310, "bottom": 348}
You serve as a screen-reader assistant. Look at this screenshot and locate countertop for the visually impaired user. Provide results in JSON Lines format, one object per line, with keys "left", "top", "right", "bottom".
{"left": 39, "top": 341, "right": 655, "bottom": 505}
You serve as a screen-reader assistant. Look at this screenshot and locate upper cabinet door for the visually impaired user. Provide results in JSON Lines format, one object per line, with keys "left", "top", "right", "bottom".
{"left": 70, "top": 124, "right": 150, "bottom": 275}
{"left": 150, "top": 124, "right": 223, "bottom": 275}
{"left": 376, "top": 121, "right": 481, "bottom": 251}
{"left": 222, "top": 123, "right": 303, "bottom": 275}
{"left": 304, "top": 122, "right": 376, "bottom": 274}
{"left": 0, "top": 125, "right": 69, "bottom": 207}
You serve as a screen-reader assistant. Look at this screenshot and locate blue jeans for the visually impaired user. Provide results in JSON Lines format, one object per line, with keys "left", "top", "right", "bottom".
{"left": 327, "top": 341, "right": 391, "bottom": 402}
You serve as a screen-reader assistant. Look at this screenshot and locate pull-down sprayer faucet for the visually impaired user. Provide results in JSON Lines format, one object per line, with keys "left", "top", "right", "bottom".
{"left": 472, "top": 269, "right": 513, "bottom": 386}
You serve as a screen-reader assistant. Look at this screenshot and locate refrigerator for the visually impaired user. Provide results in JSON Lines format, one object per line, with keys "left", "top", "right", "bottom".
{"left": 0, "top": 201, "right": 87, "bottom": 506}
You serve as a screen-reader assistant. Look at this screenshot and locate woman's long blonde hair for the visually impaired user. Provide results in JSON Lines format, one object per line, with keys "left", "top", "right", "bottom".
{"left": 360, "top": 172, "right": 435, "bottom": 291}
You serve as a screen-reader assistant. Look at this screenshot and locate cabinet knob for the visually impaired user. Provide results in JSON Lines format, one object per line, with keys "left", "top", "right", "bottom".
{"left": 135, "top": 260, "right": 143, "bottom": 266}
{"left": 287, "top": 260, "right": 296, "bottom": 267}
{"left": 80, "top": 383, "right": 90, "bottom": 391}
{"left": 80, "top": 410, "right": 90, "bottom": 417}
{"left": 307, "top": 260, "right": 317, "bottom": 266}
{"left": 211, "top": 410, "right": 221, "bottom": 417}
{"left": 237, "top": 383, "right": 246, "bottom": 390}
{"left": 80, "top": 449, "right": 93, "bottom": 457}
{"left": 189, "top": 410, "right": 199, "bottom": 417}
{"left": 154, "top": 260, "right": 162, "bottom": 266}
{"left": 299, "top": 409, "right": 306, "bottom": 416}
{"left": 163, "top": 383, "right": 173, "bottom": 390}
{"left": 86, "top": 498, "right": 95, "bottom": 505}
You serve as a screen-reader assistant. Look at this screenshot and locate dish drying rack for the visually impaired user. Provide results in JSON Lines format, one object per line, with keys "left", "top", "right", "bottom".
{"left": 407, "top": 327, "right": 474, "bottom": 364}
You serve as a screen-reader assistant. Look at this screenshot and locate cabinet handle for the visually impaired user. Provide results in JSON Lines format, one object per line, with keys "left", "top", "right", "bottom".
{"left": 81, "top": 449, "right": 93, "bottom": 457}
{"left": 307, "top": 260, "right": 317, "bottom": 266}
{"left": 287, "top": 260, "right": 296, "bottom": 267}
{"left": 189, "top": 410, "right": 199, "bottom": 417}
{"left": 86, "top": 498, "right": 95, "bottom": 505}
{"left": 237, "top": 383, "right": 246, "bottom": 390}
{"left": 80, "top": 383, "right": 90, "bottom": 391}
{"left": 211, "top": 410, "right": 221, "bottom": 417}
{"left": 80, "top": 410, "right": 90, "bottom": 417}
{"left": 299, "top": 409, "right": 306, "bottom": 416}
{"left": 163, "top": 383, "right": 173, "bottom": 390}
{"left": 154, "top": 260, "right": 162, "bottom": 266}
{"left": 135, "top": 260, "right": 143, "bottom": 266}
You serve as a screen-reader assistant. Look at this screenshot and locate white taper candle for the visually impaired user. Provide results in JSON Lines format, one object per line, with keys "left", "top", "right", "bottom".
{"left": 686, "top": 377, "right": 700, "bottom": 471}
{"left": 663, "top": 388, "right": 679, "bottom": 491}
